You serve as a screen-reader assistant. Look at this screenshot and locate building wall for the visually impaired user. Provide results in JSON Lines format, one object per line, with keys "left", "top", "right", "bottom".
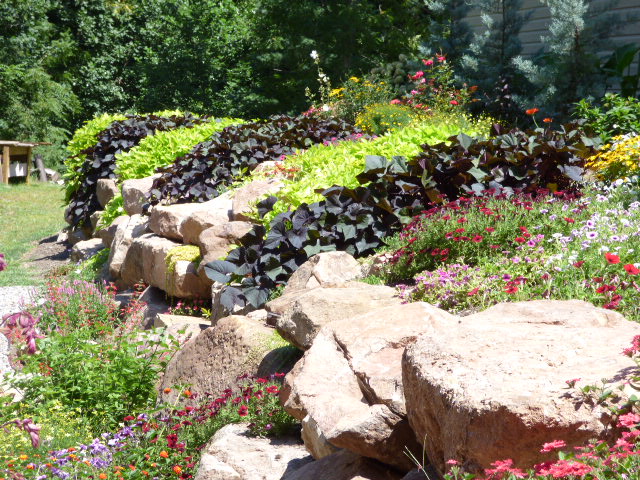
{"left": 464, "top": 0, "right": 640, "bottom": 75}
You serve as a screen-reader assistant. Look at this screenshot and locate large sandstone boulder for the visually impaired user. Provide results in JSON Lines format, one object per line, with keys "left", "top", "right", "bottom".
{"left": 194, "top": 423, "right": 313, "bottom": 480}
{"left": 96, "top": 178, "right": 119, "bottom": 208}
{"left": 108, "top": 214, "right": 149, "bottom": 279}
{"left": 285, "top": 449, "right": 404, "bottom": 480}
{"left": 179, "top": 191, "right": 232, "bottom": 245}
{"left": 283, "top": 251, "right": 363, "bottom": 295}
{"left": 230, "top": 179, "right": 283, "bottom": 222}
{"left": 70, "top": 237, "right": 104, "bottom": 262}
{"left": 122, "top": 175, "right": 159, "bottom": 216}
{"left": 272, "top": 283, "right": 402, "bottom": 350}
{"left": 282, "top": 303, "right": 455, "bottom": 471}
{"left": 402, "top": 300, "right": 640, "bottom": 474}
{"left": 159, "top": 315, "right": 294, "bottom": 403}
{"left": 196, "top": 221, "right": 254, "bottom": 283}
{"left": 120, "top": 234, "right": 209, "bottom": 298}
{"left": 97, "top": 214, "right": 129, "bottom": 249}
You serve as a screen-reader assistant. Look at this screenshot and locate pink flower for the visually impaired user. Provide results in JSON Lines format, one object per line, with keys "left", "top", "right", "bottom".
{"left": 540, "top": 439, "right": 566, "bottom": 453}
{"left": 390, "top": 99, "right": 402, "bottom": 105}
{"left": 446, "top": 459, "right": 459, "bottom": 466}
{"left": 411, "top": 71, "right": 424, "bottom": 80}
{"left": 423, "top": 59, "right": 434, "bottom": 66}
{"left": 0, "top": 253, "right": 6, "bottom": 271}
{"left": 237, "top": 405, "right": 249, "bottom": 417}
{"left": 437, "top": 56, "right": 446, "bottom": 62}
{"left": 450, "top": 100, "right": 458, "bottom": 105}
{"left": 617, "top": 412, "right": 640, "bottom": 429}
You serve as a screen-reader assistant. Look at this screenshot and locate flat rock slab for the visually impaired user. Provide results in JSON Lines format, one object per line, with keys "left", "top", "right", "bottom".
{"left": 70, "top": 237, "right": 104, "bottom": 263}
{"left": 283, "top": 251, "right": 363, "bottom": 295}
{"left": 194, "top": 423, "right": 313, "bottom": 480}
{"left": 282, "top": 303, "right": 456, "bottom": 471}
{"left": 273, "top": 283, "right": 402, "bottom": 350}
{"left": 285, "top": 449, "right": 404, "bottom": 480}
{"left": 402, "top": 299, "right": 640, "bottom": 474}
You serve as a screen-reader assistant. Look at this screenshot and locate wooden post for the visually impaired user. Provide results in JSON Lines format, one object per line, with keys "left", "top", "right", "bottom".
{"left": 2, "top": 146, "right": 10, "bottom": 185}
{"left": 35, "top": 154, "right": 47, "bottom": 182}
{"left": 26, "top": 147, "right": 32, "bottom": 184}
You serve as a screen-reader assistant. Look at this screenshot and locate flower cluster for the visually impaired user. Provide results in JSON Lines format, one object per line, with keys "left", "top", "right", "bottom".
{"left": 586, "top": 133, "right": 640, "bottom": 181}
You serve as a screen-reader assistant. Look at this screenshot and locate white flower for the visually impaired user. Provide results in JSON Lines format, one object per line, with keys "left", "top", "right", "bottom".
{"left": 321, "top": 104, "right": 330, "bottom": 112}
{"left": 310, "top": 50, "right": 319, "bottom": 60}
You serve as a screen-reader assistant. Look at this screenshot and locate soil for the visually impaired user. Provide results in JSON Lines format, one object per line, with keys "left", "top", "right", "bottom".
{"left": 23, "top": 233, "right": 72, "bottom": 277}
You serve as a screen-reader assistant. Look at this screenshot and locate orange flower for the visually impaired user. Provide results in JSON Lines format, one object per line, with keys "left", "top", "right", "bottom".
{"left": 525, "top": 108, "right": 539, "bottom": 115}
{"left": 129, "top": 465, "right": 136, "bottom": 471}
{"left": 543, "top": 117, "right": 553, "bottom": 123}
{"left": 142, "top": 471, "right": 149, "bottom": 476}
{"left": 99, "top": 474, "right": 108, "bottom": 480}
{"left": 160, "top": 451, "right": 169, "bottom": 459}
{"left": 163, "top": 387, "right": 172, "bottom": 394}
{"left": 183, "top": 390, "right": 192, "bottom": 398}
{"left": 173, "top": 466, "right": 183, "bottom": 475}
{"left": 19, "top": 455, "right": 28, "bottom": 461}
{"left": 26, "top": 465, "right": 34, "bottom": 470}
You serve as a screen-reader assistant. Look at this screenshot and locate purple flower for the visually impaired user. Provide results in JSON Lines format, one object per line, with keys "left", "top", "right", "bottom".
{"left": 0, "top": 253, "right": 6, "bottom": 271}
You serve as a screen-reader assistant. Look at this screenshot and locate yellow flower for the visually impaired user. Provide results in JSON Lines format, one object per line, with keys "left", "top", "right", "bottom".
{"left": 348, "top": 76, "right": 360, "bottom": 82}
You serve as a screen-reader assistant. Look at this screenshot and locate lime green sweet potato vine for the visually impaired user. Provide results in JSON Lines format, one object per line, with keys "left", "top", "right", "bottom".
{"left": 260, "top": 114, "right": 492, "bottom": 223}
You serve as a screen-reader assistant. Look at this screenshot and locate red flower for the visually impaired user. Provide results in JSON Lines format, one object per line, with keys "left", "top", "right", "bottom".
{"left": 238, "top": 405, "right": 249, "bottom": 417}
{"left": 472, "top": 235, "right": 483, "bottom": 243}
{"left": 572, "top": 261, "right": 585, "bottom": 268}
{"left": 266, "top": 385, "right": 279, "bottom": 394}
{"left": 485, "top": 227, "right": 495, "bottom": 233}
{"left": 540, "top": 439, "right": 566, "bottom": 453}
{"left": 423, "top": 59, "right": 434, "bottom": 66}
{"left": 543, "top": 117, "right": 553, "bottom": 123}
{"left": 605, "top": 252, "right": 621, "bottom": 264}
{"left": 624, "top": 264, "right": 640, "bottom": 275}
{"left": 455, "top": 228, "right": 465, "bottom": 233}
{"left": 468, "top": 288, "right": 479, "bottom": 296}
{"left": 564, "top": 217, "right": 574, "bottom": 223}
{"left": 519, "top": 226, "right": 528, "bottom": 233}
{"left": 504, "top": 285, "right": 519, "bottom": 294}
{"left": 457, "top": 217, "right": 467, "bottom": 223}
{"left": 514, "top": 237, "right": 526, "bottom": 243}
{"left": 450, "top": 100, "right": 458, "bottom": 105}
{"left": 526, "top": 108, "right": 539, "bottom": 115}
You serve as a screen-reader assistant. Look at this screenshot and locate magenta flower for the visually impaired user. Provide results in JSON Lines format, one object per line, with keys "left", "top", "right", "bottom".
{"left": 0, "top": 253, "right": 6, "bottom": 271}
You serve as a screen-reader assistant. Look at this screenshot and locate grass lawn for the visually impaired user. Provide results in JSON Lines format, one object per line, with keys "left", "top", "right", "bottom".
{"left": 0, "top": 182, "right": 66, "bottom": 286}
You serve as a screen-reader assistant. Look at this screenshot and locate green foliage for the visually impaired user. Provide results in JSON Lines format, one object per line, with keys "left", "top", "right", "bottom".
{"left": 77, "top": 248, "right": 111, "bottom": 282}
{"left": 459, "top": 0, "right": 531, "bottom": 123}
{"left": 67, "top": 113, "right": 206, "bottom": 227}
{"left": 370, "top": 54, "right": 423, "bottom": 97}
{"left": 327, "top": 76, "right": 394, "bottom": 123}
{"left": 6, "top": 327, "right": 175, "bottom": 434}
{"left": 165, "top": 245, "right": 201, "bottom": 274}
{"left": 421, "top": 0, "right": 473, "bottom": 64}
{"left": 64, "top": 113, "right": 126, "bottom": 199}
{"left": 261, "top": 115, "right": 492, "bottom": 223}
{"left": 99, "top": 194, "right": 125, "bottom": 229}
{"left": 115, "top": 117, "right": 243, "bottom": 181}
{"left": 150, "top": 115, "right": 359, "bottom": 205}
{"left": 512, "top": 0, "right": 619, "bottom": 118}
{"left": 601, "top": 43, "right": 640, "bottom": 97}
{"left": 575, "top": 93, "right": 640, "bottom": 142}
{"left": 356, "top": 103, "right": 418, "bottom": 135}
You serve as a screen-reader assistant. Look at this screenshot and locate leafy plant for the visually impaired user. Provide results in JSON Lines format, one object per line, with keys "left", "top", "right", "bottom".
{"left": 575, "top": 93, "right": 640, "bottom": 143}
{"left": 356, "top": 103, "right": 418, "bottom": 135}
{"left": 207, "top": 122, "right": 598, "bottom": 313}
{"left": 149, "top": 114, "right": 359, "bottom": 206}
{"left": 586, "top": 133, "right": 640, "bottom": 181}
{"left": 115, "top": 117, "right": 243, "bottom": 182}
{"left": 326, "top": 76, "right": 394, "bottom": 123}
{"left": 66, "top": 113, "right": 207, "bottom": 227}
{"left": 601, "top": 43, "right": 640, "bottom": 98}
{"left": 260, "top": 114, "right": 493, "bottom": 223}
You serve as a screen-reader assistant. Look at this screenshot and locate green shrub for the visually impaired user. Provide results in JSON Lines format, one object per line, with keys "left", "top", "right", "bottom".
{"left": 64, "top": 113, "right": 126, "bottom": 199}
{"left": 575, "top": 93, "right": 640, "bottom": 142}
{"left": 115, "top": 117, "right": 243, "bottom": 181}
{"left": 98, "top": 194, "right": 124, "bottom": 228}
{"left": 260, "top": 114, "right": 493, "bottom": 224}
{"left": 6, "top": 327, "right": 176, "bottom": 434}
{"left": 355, "top": 103, "right": 418, "bottom": 135}
{"left": 328, "top": 76, "right": 394, "bottom": 123}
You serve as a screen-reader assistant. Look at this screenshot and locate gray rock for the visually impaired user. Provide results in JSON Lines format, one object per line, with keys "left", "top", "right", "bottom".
{"left": 122, "top": 175, "right": 159, "bottom": 216}
{"left": 96, "top": 179, "right": 119, "bottom": 208}
{"left": 70, "top": 238, "right": 104, "bottom": 263}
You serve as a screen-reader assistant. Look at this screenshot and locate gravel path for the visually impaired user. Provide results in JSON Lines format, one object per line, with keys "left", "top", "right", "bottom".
{"left": 0, "top": 286, "right": 40, "bottom": 378}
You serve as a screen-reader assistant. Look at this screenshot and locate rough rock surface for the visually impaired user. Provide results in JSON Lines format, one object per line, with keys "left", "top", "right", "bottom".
{"left": 122, "top": 175, "right": 159, "bottom": 216}
{"left": 70, "top": 237, "right": 104, "bottom": 262}
{"left": 194, "top": 423, "right": 312, "bottom": 480}
{"left": 96, "top": 179, "right": 119, "bottom": 208}
{"left": 300, "top": 414, "right": 339, "bottom": 459}
{"left": 282, "top": 303, "right": 455, "bottom": 471}
{"left": 402, "top": 300, "right": 640, "bottom": 474}
{"left": 273, "top": 283, "right": 402, "bottom": 350}
{"left": 196, "top": 221, "right": 254, "bottom": 282}
{"left": 108, "top": 215, "right": 148, "bottom": 278}
{"left": 283, "top": 251, "right": 362, "bottom": 295}
{"left": 120, "top": 233, "right": 209, "bottom": 298}
{"left": 159, "top": 315, "right": 288, "bottom": 403}
{"left": 138, "top": 286, "right": 171, "bottom": 329}
{"left": 230, "top": 179, "right": 283, "bottom": 222}
{"left": 284, "top": 449, "right": 403, "bottom": 480}
{"left": 150, "top": 192, "right": 232, "bottom": 242}
{"left": 97, "top": 214, "right": 129, "bottom": 249}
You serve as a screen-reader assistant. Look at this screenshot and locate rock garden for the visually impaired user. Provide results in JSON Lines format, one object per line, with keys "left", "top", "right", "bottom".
{"left": 4, "top": 57, "right": 640, "bottom": 480}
